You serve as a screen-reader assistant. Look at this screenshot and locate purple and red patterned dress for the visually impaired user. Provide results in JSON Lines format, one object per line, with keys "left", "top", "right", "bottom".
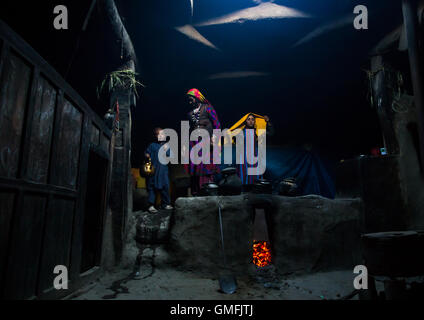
{"left": 184, "top": 89, "right": 221, "bottom": 194}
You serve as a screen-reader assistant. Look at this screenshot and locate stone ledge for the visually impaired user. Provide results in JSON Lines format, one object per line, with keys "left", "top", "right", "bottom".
{"left": 167, "top": 195, "right": 363, "bottom": 276}
{"left": 169, "top": 196, "right": 254, "bottom": 275}
{"left": 268, "top": 195, "right": 363, "bottom": 274}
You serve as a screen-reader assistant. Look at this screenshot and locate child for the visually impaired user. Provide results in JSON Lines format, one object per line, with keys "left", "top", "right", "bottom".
{"left": 145, "top": 128, "right": 173, "bottom": 213}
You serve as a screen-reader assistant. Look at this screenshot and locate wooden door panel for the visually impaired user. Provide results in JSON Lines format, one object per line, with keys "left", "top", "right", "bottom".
{"left": 53, "top": 100, "right": 82, "bottom": 189}
{"left": 25, "top": 76, "right": 57, "bottom": 183}
{"left": 0, "top": 52, "right": 31, "bottom": 178}
{"left": 4, "top": 194, "right": 47, "bottom": 299}
{"left": 0, "top": 191, "right": 15, "bottom": 296}
{"left": 38, "top": 198, "right": 74, "bottom": 294}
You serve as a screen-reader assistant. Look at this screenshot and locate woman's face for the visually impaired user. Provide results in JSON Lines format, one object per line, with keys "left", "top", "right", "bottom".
{"left": 188, "top": 96, "right": 197, "bottom": 108}
{"left": 246, "top": 115, "right": 256, "bottom": 128}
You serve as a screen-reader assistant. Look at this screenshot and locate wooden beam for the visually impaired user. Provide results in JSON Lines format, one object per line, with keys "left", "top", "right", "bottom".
{"left": 402, "top": 0, "right": 424, "bottom": 173}
{"left": 100, "top": 0, "right": 137, "bottom": 71}
{"left": 82, "top": 0, "right": 98, "bottom": 32}
{"left": 99, "top": 0, "right": 137, "bottom": 265}
{"left": 371, "top": 56, "right": 400, "bottom": 155}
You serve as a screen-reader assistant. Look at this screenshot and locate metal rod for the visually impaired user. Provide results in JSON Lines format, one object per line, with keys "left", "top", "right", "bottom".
{"left": 218, "top": 204, "right": 228, "bottom": 267}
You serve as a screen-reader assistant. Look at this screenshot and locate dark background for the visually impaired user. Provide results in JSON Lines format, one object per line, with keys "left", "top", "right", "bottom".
{"left": 0, "top": 0, "right": 405, "bottom": 166}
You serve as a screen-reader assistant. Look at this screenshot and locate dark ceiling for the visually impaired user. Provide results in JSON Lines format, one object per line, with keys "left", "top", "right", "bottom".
{"left": 0, "top": 0, "right": 405, "bottom": 164}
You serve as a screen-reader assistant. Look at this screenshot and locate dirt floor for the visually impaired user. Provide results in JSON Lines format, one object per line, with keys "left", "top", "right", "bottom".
{"left": 71, "top": 213, "right": 365, "bottom": 301}
{"left": 71, "top": 265, "right": 361, "bottom": 300}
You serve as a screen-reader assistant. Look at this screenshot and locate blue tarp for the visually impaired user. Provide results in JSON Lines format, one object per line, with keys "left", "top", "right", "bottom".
{"left": 219, "top": 145, "right": 336, "bottom": 199}
{"left": 263, "top": 146, "right": 336, "bottom": 199}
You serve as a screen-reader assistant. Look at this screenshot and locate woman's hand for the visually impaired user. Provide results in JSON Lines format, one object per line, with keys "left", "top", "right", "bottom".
{"left": 181, "top": 145, "right": 188, "bottom": 158}
{"left": 211, "top": 134, "right": 219, "bottom": 145}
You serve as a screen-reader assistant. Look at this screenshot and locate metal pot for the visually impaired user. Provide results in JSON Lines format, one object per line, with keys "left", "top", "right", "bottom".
{"left": 252, "top": 179, "right": 273, "bottom": 194}
{"left": 200, "top": 183, "right": 220, "bottom": 196}
{"left": 218, "top": 167, "right": 242, "bottom": 196}
{"left": 221, "top": 167, "right": 237, "bottom": 177}
{"left": 279, "top": 177, "right": 299, "bottom": 197}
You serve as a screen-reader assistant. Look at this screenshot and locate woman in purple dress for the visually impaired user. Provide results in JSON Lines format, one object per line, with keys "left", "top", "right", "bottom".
{"left": 184, "top": 88, "right": 221, "bottom": 195}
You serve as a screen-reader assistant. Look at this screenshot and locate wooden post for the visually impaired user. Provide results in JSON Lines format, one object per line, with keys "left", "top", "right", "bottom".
{"left": 402, "top": 0, "right": 424, "bottom": 172}
{"left": 101, "top": 0, "right": 137, "bottom": 71}
{"left": 100, "top": 0, "right": 137, "bottom": 264}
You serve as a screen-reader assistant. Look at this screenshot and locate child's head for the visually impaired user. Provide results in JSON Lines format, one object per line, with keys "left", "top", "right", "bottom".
{"left": 154, "top": 127, "right": 165, "bottom": 142}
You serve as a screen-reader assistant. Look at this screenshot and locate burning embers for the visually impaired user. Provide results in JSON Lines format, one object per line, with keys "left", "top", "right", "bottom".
{"left": 253, "top": 241, "right": 272, "bottom": 267}
{"left": 253, "top": 208, "right": 272, "bottom": 267}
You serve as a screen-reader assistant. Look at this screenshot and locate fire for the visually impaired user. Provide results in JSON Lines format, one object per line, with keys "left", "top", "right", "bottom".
{"left": 253, "top": 241, "right": 272, "bottom": 267}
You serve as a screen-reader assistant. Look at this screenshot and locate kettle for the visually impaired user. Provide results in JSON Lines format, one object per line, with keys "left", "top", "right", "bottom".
{"left": 218, "top": 167, "right": 242, "bottom": 196}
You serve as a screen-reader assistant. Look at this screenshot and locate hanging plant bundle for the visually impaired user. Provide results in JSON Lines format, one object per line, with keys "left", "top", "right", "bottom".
{"left": 98, "top": 69, "right": 145, "bottom": 99}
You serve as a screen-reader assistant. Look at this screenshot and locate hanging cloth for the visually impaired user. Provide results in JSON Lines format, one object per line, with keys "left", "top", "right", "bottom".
{"left": 227, "top": 113, "right": 268, "bottom": 144}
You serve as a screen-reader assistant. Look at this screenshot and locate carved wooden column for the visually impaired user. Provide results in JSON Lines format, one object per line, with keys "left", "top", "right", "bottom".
{"left": 370, "top": 55, "right": 400, "bottom": 155}
{"left": 101, "top": 0, "right": 137, "bottom": 264}
{"left": 403, "top": 0, "right": 424, "bottom": 172}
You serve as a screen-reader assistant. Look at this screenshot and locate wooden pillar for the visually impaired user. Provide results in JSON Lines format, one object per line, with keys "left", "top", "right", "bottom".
{"left": 100, "top": 0, "right": 137, "bottom": 264}
{"left": 101, "top": 0, "right": 137, "bottom": 71}
{"left": 371, "top": 56, "right": 400, "bottom": 155}
{"left": 402, "top": 0, "right": 424, "bottom": 172}
{"left": 109, "top": 90, "right": 134, "bottom": 263}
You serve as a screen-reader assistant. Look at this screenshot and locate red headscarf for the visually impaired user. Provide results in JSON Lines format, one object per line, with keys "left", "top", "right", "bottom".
{"left": 187, "top": 88, "right": 209, "bottom": 104}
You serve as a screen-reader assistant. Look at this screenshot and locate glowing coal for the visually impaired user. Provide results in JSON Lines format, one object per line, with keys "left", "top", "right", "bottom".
{"left": 253, "top": 241, "right": 272, "bottom": 268}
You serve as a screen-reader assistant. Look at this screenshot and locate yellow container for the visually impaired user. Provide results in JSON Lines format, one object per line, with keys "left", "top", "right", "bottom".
{"left": 131, "top": 168, "right": 146, "bottom": 189}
